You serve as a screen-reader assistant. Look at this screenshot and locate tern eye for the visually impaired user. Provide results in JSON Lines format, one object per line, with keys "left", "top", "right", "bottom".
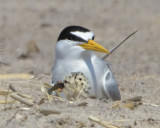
{"left": 68, "top": 35, "right": 73, "bottom": 40}
{"left": 92, "top": 36, "right": 95, "bottom": 40}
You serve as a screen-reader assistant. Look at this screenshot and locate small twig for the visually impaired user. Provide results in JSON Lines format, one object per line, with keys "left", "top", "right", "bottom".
{"left": 52, "top": 95, "right": 65, "bottom": 101}
{"left": 17, "top": 93, "right": 33, "bottom": 99}
{"left": 110, "top": 101, "right": 121, "bottom": 109}
{"left": 89, "top": 115, "right": 121, "bottom": 128}
{"left": 123, "top": 96, "right": 142, "bottom": 103}
{"left": 20, "top": 107, "right": 31, "bottom": 111}
{"left": 10, "top": 93, "right": 34, "bottom": 106}
{"left": 0, "top": 73, "right": 34, "bottom": 80}
{"left": 4, "top": 86, "right": 10, "bottom": 110}
{"left": 76, "top": 86, "right": 85, "bottom": 99}
{"left": 0, "top": 90, "right": 12, "bottom": 95}
{"left": 0, "top": 99, "right": 16, "bottom": 104}
{"left": 41, "top": 84, "right": 53, "bottom": 102}
{"left": 39, "top": 106, "right": 61, "bottom": 115}
{"left": 110, "top": 119, "right": 133, "bottom": 122}
{"left": 102, "top": 29, "right": 139, "bottom": 60}
{"left": 142, "top": 102, "right": 159, "bottom": 107}
{"left": 9, "top": 84, "right": 17, "bottom": 92}
{"left": 9, "top": 85, "right": 33, "bottom": 99}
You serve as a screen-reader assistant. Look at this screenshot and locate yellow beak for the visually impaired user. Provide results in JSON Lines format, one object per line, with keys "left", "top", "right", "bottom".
{"left": 78, "top": 40, "right": 110, "bottom": 54}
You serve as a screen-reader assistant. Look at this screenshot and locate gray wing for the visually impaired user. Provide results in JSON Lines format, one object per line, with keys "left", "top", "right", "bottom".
{"left": 102, "top": 65, "right": 121, "bottom": 101}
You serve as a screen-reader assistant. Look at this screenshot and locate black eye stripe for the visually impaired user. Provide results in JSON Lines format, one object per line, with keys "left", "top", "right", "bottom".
{"left": 67, "top": 34, "right": 87, "bottom": 42}
{"left": 58, "top": 32, "right": 88, "bottom": 42}
{"left": 58, "top": 33, "right": 94, "bottom": 42}
{"left": 57, "top": 26, "right": 91, "bottom": 42}
{"left": 92, "top": 36, "right": 95, "bottom": 40}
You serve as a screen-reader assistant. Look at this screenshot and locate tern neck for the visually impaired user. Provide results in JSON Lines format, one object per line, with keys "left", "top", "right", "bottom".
{"left": 55, "top": 40, "right": 93, "bottom": 62}
{"left": 55, "top": 50, "right": 92, "bottom": 61}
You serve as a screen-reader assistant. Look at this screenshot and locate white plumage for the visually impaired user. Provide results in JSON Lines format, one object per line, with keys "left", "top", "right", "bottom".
{"left": 52, "top": 26, "right": 121, "bottom": 101}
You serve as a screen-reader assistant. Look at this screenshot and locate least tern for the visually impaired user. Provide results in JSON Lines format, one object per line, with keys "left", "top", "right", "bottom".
{"left": 52, "top": 26, "right": 121, "bottom": 101}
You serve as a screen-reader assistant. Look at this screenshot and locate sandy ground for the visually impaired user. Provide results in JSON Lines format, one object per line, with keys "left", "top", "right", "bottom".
{"left": 0, "top": 0, "right": 160, "bottom": 128}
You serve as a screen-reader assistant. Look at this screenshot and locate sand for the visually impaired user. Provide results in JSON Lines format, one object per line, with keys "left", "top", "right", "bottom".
{"left": 0, "top": 0, "right": 160, "bottom": 128}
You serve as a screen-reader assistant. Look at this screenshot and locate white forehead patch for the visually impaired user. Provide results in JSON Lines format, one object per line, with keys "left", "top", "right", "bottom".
{"left": 70, "top": 31, "right": 94, "bottom": 41}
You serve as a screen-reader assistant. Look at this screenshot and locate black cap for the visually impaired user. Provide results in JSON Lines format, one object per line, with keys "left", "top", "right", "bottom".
{"left": 57, "top": 26, "right": 90, "bottom": 42}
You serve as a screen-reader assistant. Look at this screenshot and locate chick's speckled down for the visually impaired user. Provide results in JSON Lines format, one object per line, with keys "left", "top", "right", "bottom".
{"left": 63, "top": 72, "right": 91, "bottom": 100}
